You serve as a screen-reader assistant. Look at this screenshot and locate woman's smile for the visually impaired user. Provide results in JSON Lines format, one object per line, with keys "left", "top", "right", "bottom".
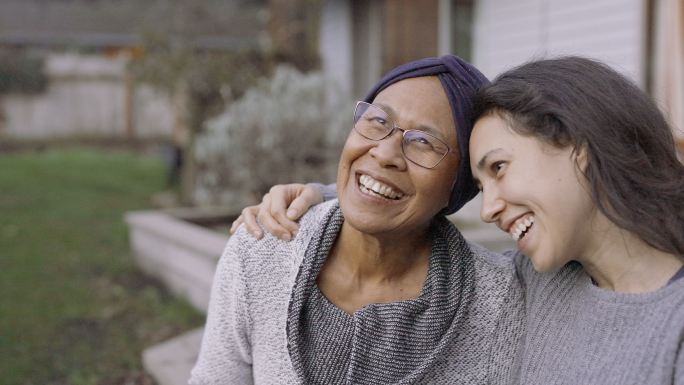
{"left": 512, "top": 215, "right": 535, "bottom": 254}
{"left": 509, "top": 215, "right": 534, "bottom": 241}
{"left": 357, "top": 173, "right": 405, "bottom": 200}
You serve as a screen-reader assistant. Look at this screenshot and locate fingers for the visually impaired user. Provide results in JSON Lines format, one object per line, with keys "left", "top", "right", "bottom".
{"left": 285, "top": 183, "right": 324, "bottom": 221}
{"left": 231, "top": 205, "right": 263, "bottom": 239}
{"left": 229, "top": 216, "right": 243, "bottom": 234}
{"left": 260, "top": 186, "right": 300, "bottom": 239}
{"left": 229, "top": 183, "right": 325, "bottom": 241}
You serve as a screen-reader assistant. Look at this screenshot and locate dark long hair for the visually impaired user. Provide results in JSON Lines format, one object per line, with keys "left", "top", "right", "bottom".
{"left": 473, "top": 56, "right": 684, "bottom": 258}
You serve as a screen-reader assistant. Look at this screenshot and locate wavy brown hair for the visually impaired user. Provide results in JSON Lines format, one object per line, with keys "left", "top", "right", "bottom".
{"left": 473, "top": 56, "right": 684, "bottom": 258}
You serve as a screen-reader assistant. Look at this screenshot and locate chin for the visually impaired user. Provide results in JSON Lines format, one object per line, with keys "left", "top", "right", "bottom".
{"left": 528, "top": 252, "right": 565, "bottom": 273}
{"left": 339, "top": 201, "right": 386, "bottom": 233}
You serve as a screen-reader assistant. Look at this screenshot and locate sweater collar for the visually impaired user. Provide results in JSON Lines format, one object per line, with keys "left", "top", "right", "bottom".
{"left": 286, "top": 203, "right": 476, "bottom": 384}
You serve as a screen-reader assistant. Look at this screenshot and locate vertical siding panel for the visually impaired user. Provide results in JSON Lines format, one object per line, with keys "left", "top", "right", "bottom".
{"left": 473, "top": 0, "right": 646, "bottom": 86}
{"left": 546, "top": 0, "right": 644, "bottom": 82}
{"left": 473, "top": 0, "right": 546, "bottom": 79}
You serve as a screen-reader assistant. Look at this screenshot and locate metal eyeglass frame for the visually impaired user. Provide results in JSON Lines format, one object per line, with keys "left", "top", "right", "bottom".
{"left": 352, "top": 101, "right": 453, "bottom": 169}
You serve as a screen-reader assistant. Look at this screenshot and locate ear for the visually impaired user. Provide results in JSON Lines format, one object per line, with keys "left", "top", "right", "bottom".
{"left": 574, "top": 145, "right": 589, "bottom": 173}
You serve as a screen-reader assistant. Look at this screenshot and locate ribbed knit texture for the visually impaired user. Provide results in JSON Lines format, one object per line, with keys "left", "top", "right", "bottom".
{"left": 512, "top": 252, "right": 684, "bottom": 385}
{"left": 301, "top": 286, "right": 354, "bottom": 383}
{"left": 189, "top": 200, "right": 525, "bottom": 385}
{"left": 288, "top": 208, "right": 482, "bottom": 384}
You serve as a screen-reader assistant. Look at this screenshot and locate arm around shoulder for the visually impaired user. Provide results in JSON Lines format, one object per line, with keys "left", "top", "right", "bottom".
{"left": 311, "top": 182, "right": 337, "bottom": 201}
{"left": 189, "top": 230, "right": 255, "bottom": 385}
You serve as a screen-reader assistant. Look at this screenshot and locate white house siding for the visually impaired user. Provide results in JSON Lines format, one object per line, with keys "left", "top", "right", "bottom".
{"left": 319, "top": 0, "right": 354, "bottom": 100}
{"left": 0, "top": 53, "right": 174, "bottom": 140}
{"left": 473, "top": 0, "right": 646, "bottom": 86}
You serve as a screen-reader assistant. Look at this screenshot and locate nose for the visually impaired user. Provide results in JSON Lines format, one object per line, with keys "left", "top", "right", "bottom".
{"left": 479, "top": 185, "right": 505, "bottom": 223}
{"left": 368, "top": 128, "right": 407, "bottom": 169}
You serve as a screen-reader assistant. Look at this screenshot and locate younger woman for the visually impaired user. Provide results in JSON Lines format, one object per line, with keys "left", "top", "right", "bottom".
{"left": 470, "top": 56, "right": 684, "bottom": 384}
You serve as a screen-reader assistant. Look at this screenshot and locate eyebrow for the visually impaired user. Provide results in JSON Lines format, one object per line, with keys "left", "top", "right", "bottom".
{"left": 374, "top": 102, "right": 446, "bottom": 138}
{"left": 476, "top": 148, "right": 506, "bottom": 170}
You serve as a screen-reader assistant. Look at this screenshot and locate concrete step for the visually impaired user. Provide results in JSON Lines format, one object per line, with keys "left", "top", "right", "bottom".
{"left": 125, "top": 210, "right": 228, "bottom": 314}
{"left": 142, "top": 327, "right": 204, "bottom": 385}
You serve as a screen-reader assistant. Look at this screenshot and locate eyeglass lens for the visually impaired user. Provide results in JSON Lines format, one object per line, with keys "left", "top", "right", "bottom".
{"left": 353, "top": 102, "right": 449, "bottom": 168}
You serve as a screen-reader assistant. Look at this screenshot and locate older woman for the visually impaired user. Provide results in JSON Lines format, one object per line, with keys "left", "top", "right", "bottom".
{"left": 189, "top": 55, "right": 524, "bottom": 385}
{"left": 238, "top": 57, "right": 684, "bottom": 385}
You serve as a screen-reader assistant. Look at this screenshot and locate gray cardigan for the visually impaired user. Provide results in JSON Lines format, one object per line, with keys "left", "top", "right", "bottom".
{"left": 189, "top": 200, "right": 525, "bottom": 384}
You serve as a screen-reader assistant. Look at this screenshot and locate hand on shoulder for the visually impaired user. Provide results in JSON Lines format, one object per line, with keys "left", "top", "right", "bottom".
{"left": 230, "top": 183, "right": 324, "bottom": 240}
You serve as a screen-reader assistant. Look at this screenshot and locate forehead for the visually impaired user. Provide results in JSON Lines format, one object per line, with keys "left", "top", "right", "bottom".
{"left": 471, "top": 114, "right": 515, "bottom": 149}
{"left": 470, "top": 114, "right": 570, "bottom": 170}
{"left": 470, "top": 115, "right": 534, "bottom": 163}
{"left": 373, "top": 77, "right": 456, "bottom": 144}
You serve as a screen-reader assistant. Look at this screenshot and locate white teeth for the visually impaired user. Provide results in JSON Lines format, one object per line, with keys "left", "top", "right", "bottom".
{"left": 360, "top": 175, "right": 369, "bottom": 186}
{"left": 359, "top": 174, "right": 404, "bottom": 200}
{"left": 510, "top": 215, "right": 535, "bottom": 241}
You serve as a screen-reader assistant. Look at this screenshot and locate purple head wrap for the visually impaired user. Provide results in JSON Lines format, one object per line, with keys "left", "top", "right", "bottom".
{"left": 363, "top": 55, "right": 489, "bottom": 215}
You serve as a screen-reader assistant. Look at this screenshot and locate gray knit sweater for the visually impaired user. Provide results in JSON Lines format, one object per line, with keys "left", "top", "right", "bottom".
{"left": 189, "top": 200, "right": 525, "bottom": 384}
{"left": 313, "top": 183, "right": 684, "bottom": 384}
{"left": 511, "top": 251, "right": 684, "bottom": 385}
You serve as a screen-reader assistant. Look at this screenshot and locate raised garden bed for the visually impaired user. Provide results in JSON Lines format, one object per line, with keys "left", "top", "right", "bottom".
{"left": 125, "top": 207, "right": 237, "bottom": 313}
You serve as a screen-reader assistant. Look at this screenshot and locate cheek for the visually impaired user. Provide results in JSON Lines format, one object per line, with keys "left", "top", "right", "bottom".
{"left": 532, "top": 169, "right": 592, "bottom": 251}
{"left": 336, "top": 141, "right": 353, "bottom": 186}
{"left": 337, "top": 134, "right": 371, "bottom": 185}
{"left": 340, "top": 133, "right": 371, "bottom": 161}
{"left": 508, "top": 157, "right": 560, "bottom": 201}
{"left": 438, "top": 174, "right": 455, "bottom": 206}
{"left": 424, "top": 164, "right": 457, "bottom": 209}
{"left": 539, "top": 163, "right": 590, "bottom": 213}
{"left": 338, "top": 136, "right": 359, "bottom": 169}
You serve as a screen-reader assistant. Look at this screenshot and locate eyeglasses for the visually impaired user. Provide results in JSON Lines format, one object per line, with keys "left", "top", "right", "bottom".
{"left": 353, "top": 101, "right": 452, "bottom": 169}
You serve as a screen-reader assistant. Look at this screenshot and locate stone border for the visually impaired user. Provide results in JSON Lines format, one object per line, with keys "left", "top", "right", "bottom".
{"left": 142, "top": 327, "right": 204, "bottom": 385}
{"left": 124, "top": 210, "right": 228, "bottom": 313}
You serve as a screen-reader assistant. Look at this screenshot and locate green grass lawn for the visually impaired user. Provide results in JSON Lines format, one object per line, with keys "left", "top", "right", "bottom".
{"left": 0, "top": 147, "right": 204, "bottom": 385}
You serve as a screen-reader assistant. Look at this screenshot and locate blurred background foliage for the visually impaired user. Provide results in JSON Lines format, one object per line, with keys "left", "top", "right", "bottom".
{"left": 129, "top": 0, "right": 325, "bottom": 206}
{"left": 194, "top": 65, "right": 348, "bottom": 208}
